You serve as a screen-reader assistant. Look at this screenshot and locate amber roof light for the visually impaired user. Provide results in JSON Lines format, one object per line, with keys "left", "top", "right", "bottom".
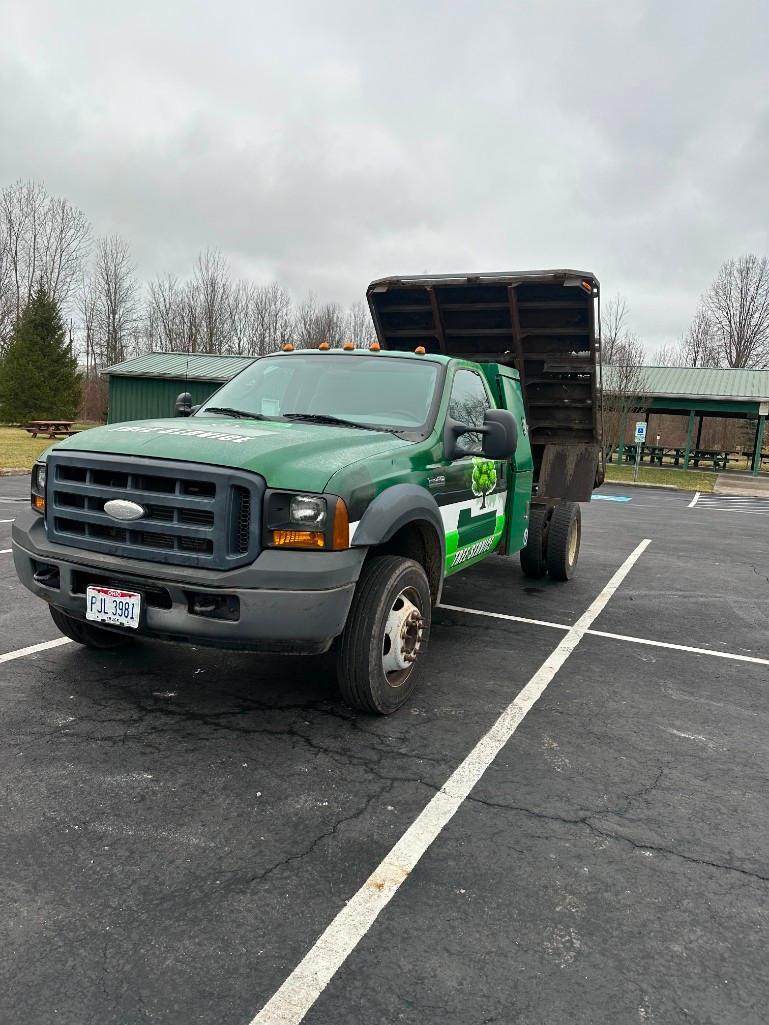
{"left": 343, "top": 341, "right": 355, "bottom": 351}
{"left": 282, "top": 343, "right": 295, "bottom": 352}
{"left": 318, "top": 341, "right": 330, "bottom": 350}
{"left": 414, "top": 345, "right": 426, "bottom": 354}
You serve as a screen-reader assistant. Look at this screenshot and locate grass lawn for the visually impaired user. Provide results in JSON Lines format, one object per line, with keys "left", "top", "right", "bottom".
{"left": 604, "top": 463, "right": 716, "bottom": 492}
{"left": 0, "top": 424, "right": 102, "bottom": 472}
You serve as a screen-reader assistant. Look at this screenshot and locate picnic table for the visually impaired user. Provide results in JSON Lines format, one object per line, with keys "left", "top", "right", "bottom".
{"left": 25, "top": 420, "right": 79, "bottom": 439}
{"left": 610, "top": 445, "right": 734, "bottom": 469}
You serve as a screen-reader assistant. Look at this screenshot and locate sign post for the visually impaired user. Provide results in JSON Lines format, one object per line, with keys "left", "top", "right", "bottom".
{"left": 633, "top": 421, "right": 647, "bottom": 481}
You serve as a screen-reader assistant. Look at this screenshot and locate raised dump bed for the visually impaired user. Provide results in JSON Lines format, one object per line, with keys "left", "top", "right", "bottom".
{"left": 367, "top": 269, "right": 602, "bottom": 501}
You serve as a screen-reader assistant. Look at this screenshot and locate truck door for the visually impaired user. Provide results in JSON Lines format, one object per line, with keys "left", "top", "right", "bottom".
{"left": 433, "top": 367, "right": 508, "bottom": 576}
{"left": 494, "top": 371, "right": 534, "bottom": 555}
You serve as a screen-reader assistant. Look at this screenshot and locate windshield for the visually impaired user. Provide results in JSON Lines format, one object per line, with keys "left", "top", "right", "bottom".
{"left": 197, "top": 354, "right": 441, "bottom": 432}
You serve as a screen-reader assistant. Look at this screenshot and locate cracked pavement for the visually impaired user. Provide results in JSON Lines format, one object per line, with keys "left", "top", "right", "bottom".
{"left": 1, "top": 478, "right": 769, "bottom": 1024}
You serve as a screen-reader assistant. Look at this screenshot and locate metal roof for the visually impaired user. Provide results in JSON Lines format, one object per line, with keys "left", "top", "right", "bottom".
{"left": 103, "top": 352, "right": 255, "bottom": 381}
{"left": 604, "top": 365, "right": 769, "bottom": 402}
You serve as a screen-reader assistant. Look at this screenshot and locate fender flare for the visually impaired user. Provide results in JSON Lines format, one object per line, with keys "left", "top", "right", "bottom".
{"left": 351, "top": 484, "right": 446, "bottom": 595}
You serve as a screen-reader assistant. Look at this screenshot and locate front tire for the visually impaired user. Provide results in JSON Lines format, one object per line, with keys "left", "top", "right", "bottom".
{"left": 546, "top": 502, "right": 581, "bottom": 581}
{"left": 49, "top": 606, "right": 134, "bottom": 649}
{"left": 336, "top": 555, "right": 431, "bottom": 714}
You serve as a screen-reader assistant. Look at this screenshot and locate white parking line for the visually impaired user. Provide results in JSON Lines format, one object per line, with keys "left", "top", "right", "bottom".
{"left": 439, "top": 603, "right": 570, "bottom": 632}
{"left": 688, "top": 491, "right": 700, "bottom": 508}
{"left": 440, "top": 602, "right": 769, "bottom": 667}
{"left": 0, "top": 637, "right": 71, "bottom": 665}
{"left": 247, "top": 539, "right": 652, "bottom": 1025}
{"left": 586, "top": 628, "right": 769, "bottom": 667}
{"left": 0, "top": 548, "right": 11, "bottom": 555}
{"left": 0, "top": 518, "right": 14, "bottom": 523}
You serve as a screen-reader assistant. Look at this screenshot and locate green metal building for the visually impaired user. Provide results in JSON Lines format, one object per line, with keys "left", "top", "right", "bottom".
{"left": 604, "top": 366, "right": 769, "bottom": 475}
{"left": 103, "top": 352, "right": 255, "bottom": 424}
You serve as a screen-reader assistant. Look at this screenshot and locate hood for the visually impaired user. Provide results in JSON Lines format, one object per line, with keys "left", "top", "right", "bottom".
{"left": 50, "top": 416, "right": 409, "bottom": 493}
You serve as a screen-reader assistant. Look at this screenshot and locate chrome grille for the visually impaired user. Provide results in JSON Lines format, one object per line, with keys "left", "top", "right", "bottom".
{"left": 46, "top": 452, "right": 262, "bottom": 569}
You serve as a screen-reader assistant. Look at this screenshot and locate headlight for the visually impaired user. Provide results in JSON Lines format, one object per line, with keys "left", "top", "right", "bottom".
{"left": 265, "top": 492, "right": 348, "bottom": 550}
{"left": 31, "top": 461, "right": 47, "bottom": 513}
{"left": 290, "top": 495, "right": 327, "bottom": 527}
{"left": 33, "top": 462, "right": 47, "bottom": 492}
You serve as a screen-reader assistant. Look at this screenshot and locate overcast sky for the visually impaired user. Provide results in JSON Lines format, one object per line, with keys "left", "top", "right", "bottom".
{"left": 1, "top": 0, "right": 767, "bottom": 353}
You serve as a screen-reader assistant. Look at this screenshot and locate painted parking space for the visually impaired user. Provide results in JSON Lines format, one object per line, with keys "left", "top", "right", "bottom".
{"left": 1, "top": 477, "right": 768, "bottom": 1025}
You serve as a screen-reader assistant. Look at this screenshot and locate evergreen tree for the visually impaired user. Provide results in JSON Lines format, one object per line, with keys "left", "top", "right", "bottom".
{"left": 0, "top": 283, "right": 80, "bottom": 422}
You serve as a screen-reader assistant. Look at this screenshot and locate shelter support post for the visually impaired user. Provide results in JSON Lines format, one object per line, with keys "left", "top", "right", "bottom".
{"left": 617, "top": 411, "right": 628, "bottom": 465}
{"left": 683, "top": 409, "right": 696, "bottom": 470}
{"left": 752, "top": 414, "right": 766, "bottom": 476}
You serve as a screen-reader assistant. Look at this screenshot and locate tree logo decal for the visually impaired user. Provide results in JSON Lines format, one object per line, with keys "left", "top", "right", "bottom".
{"left": 471, "top": 458, "right": 497, "bottom": 509}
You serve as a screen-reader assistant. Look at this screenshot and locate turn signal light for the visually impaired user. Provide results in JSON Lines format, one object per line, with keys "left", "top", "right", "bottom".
{"left": 32, "top": 495, "right": 45, "bottom": 512}
{"left": 272, "top": 529, "right": 325, "bottom": 549}
{"left": 331, "top": 498, "right": 350, "bottom": 550}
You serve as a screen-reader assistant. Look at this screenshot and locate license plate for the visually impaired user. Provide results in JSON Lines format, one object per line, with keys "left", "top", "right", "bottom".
{"left": 85, "top": 586, "right": 141, "bottom": 629}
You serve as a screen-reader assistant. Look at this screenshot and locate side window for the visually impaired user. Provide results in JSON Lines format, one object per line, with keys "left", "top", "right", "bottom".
{"left": 448, "top": 369, "right": 491, "bottom": 454}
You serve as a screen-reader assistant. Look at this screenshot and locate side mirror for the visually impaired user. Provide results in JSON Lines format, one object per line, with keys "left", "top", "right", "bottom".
{"left": 444, "top": 408, "right": 518, "bottom": 461}
{"left": 175, "top": 392, "right": 193, "bottom": 417}
{"left": 481, "top": 409, "right": 518, "bottom": 460}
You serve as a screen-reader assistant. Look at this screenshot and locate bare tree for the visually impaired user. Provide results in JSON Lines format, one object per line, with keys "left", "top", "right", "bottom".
{"left": 37, "top": 195, "right": 90, "bottom": 307}
{"left": 89, "top": 235, "right": 139, "bottom": 367}
{"left": 346, "top": 300, "right": 376, "bottom": 347}
{"left": 294, "top": 293, "right": 320, "bottom": 348}
{"left": 255, "top": 282, "right": 293, "bottom": 354}
{"left": 0, "top": 180, "right": 89, "bottom": 323}
{"left": 601, "top": 333, "right": 648, "bottom": 461}
{"left": 681, "top": 305, "right": 720, "bottom": 367}
{"left": 601, "top": 293, "right": 630, "bottom": 365}
{"left": 650, "top": 342, "right": 685, "bottom": 366}
{"left": 193, "top": 249, "right": 232, "bottom": 354}
{"left": 703, "top": 254, "right": 769, "bottom": 368}
{"left": 0, "top": 232, "right": 15, "bottom": 357}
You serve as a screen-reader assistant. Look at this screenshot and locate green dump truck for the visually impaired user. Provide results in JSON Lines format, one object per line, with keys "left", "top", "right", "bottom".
{"left": 13, "top": 269, "right": 602, "bottom": 713}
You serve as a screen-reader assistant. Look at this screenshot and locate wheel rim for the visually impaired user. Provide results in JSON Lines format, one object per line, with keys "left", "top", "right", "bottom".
{"left": 382, "top": 586, "right": 424, "bottom": 688}
{"left": 567, "top": 518, "right": 578, "bottom": 564}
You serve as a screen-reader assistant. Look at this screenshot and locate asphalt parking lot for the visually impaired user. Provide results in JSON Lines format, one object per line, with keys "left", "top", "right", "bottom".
{"left": 2, "top": 475, "right": 768, "bottom": 1025}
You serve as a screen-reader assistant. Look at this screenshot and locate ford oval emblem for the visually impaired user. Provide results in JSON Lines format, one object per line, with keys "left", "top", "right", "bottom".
{"left": 104, "top": 499, "right": 146, "bottom": 521}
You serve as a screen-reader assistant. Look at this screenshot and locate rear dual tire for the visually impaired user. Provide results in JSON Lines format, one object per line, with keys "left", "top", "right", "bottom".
{"left": 520, "top": 502, "right": 581, "bottom": 581}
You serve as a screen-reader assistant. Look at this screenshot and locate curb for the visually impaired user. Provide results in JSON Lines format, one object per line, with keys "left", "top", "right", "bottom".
{"left": 602, "top": 480, "right": 682, "bottom": 492}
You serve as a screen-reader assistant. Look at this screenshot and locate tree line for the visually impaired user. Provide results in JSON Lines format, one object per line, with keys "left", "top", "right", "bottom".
{"left": 1, "top": 177, "right": 768, "bottom": 428}
{"left": 3, "top": 179, "right": 768, "bottom": 372}
{"left": 0, "top": 180, "right": 376, "bottom": 379}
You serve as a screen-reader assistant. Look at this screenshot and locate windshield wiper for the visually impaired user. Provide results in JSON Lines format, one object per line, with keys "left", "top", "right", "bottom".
{"left": 203, "top": 406, "right": 279, "bottom": 421}
{"left": 282, "top": 412, "right": 393, "bottom": 433}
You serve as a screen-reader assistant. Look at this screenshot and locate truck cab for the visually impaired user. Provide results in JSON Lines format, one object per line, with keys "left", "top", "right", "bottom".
{"left": 12, "top": 269, "right": 601, "bottom": 714}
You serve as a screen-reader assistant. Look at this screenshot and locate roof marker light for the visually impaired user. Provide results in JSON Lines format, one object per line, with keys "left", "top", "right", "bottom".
{"left": 282, "top": 343, "right": 295, "bottom": 352}
{"left": 415, "top": 345, "right": 426, "bottom": 354}
{"left": 370, "top": 341, "right": 381, "bottom": 351}
{"left": 343, "top": 341, "right": 355, "bottom": 351}
{"left": 318, "top": 341, "right": 330, "bottom": 350}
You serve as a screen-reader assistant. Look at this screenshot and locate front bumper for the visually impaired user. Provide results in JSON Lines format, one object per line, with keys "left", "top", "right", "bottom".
{"left": 12, "top": 509, "right": 366, "bottom": 654}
